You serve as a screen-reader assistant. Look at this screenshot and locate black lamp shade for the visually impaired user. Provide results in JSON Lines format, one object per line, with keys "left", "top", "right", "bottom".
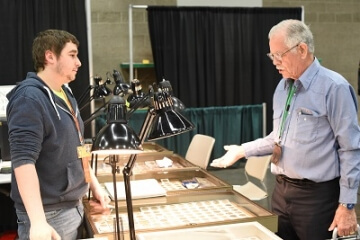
{"left": 171, "top": 96, "right": 186, "bottom": 112}
{"left": 91, "top": 95, "right": 143, "bottom": 154}
{"left": 147, "top": 109, "right": 194, "bottom": 140}
{"left": 92, "top": 123, "right": 143, "bottom": 154}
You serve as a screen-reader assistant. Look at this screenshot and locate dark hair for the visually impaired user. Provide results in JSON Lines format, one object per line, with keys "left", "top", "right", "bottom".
{"left": 32, "top": 29, "right": 79, "bottom": 72}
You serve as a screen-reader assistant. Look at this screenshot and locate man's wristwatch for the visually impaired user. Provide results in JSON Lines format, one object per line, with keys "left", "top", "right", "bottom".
{"left": 340, "top": 203, "right": 355, "bottom": 210}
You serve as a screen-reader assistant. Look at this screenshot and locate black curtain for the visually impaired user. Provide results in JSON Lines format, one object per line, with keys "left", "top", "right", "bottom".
{"left": 0, "top": 0, "right": 91, "bottom": 136}
{"left": 147, "top": 7, "right": 302, "bottom": 134}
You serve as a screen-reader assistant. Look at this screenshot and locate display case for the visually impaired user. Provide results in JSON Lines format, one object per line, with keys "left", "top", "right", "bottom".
{"left": 95, "top": 153, "right": 199, "bottom": 183}
{"left": 101, "top": 168, "right": 232, "bottom": 200}
{"left": 136, "top": 221, "right": 282, "bottom": 240}
{"left": 84, "top": 189, "right": 278, "bottom": 240}
{"left": 94, "top": 142, "right": 172, "bottom": 160}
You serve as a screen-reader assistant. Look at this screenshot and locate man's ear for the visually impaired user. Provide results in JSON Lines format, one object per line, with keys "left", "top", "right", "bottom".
{"left": 44, "top": 50, "right": 56, "bottom": 64}
{"left": 298, "top": 43, "right": 308, "bottom": 59}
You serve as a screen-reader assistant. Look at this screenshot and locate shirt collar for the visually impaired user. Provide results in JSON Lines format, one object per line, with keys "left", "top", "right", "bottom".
{"left": 284, "top": 78, "right": 294, "bottom": 89}
{"left": 297, "top": 57, "right": 321, "bottom": 91}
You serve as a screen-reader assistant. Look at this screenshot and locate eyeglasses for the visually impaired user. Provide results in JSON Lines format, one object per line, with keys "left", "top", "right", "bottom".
{"left": 267, "top": 43, "right": 300, "bottom": 61}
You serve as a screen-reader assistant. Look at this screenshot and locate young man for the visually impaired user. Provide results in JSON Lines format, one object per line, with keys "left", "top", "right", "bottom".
{"left": 7, "top": 29, "right": 109, "bottom": 240}
{"left": 211, "top": 19, "right": 360, "bottom": 239}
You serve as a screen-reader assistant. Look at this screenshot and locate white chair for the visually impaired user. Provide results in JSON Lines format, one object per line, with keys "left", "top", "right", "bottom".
{"left": 233, "top": 155, "right": 271, "bottom": 203}
{"left": 185, "top": 134, "right": 215, "bottom": 169}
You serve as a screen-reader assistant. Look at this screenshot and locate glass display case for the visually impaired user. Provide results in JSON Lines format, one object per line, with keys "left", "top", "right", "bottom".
{"left": 136, "top": 221, "right": 282, "bottom": 240}
{"left": 95, "top": 153, "right": 199, "bottom": 183}
{"left": 94, "top": 142, "right": 173, "bottom": 160}
{"left": 85, "top": 142, "right": 278, "bottom": 240}
{"left": 84, "top": 188, "right": 278, "bottom": 240}
{"left": 101, "top": 168, "right": 232, "bottom": 200}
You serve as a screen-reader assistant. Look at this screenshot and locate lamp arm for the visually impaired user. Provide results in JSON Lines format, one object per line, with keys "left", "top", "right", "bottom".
{"left": 79, "top": 95, "right": 95, "bottom": 112}
{"left": 110, "top": 155, "right": 122, "bottom": 240}
{"left": 77, "top": 85, "right": 95, "bottom": 107}
{"left": 126, "top": 94, "right": 150, "bottom": 120}
{"left": 122, "top": 108, "right": 156, "bottom": 240}
{"left": 137, "top": 108, "right": 156, "bottom": 141}
{"left": 123, "top": 108, "right": 155, "bottom": 177}
{"left": 122, "top": 154, "right": 137, "bottom": 240}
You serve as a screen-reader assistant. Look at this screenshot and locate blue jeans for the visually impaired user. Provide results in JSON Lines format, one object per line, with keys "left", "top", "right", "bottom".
{"left": 16, "top": 202, "right": 84, "bottom": 240}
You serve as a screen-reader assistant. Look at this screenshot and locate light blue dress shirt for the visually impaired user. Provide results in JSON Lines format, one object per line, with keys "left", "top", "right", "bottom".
{"left": 242, "top": 58, "right": 360, "bottom": 203}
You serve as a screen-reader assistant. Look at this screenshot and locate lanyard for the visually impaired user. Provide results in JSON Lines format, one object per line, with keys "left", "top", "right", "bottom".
{"left": 70, "top": 108, "right": 84, "bottom": 146}
{"left": 56, "top": 88, "right": 90, "bottom": 182}
{"left": 278, "top": 80, "right": 297, "bottom": 142}
{"left": 60, "top": 89, "right": 84, "bottom": 145}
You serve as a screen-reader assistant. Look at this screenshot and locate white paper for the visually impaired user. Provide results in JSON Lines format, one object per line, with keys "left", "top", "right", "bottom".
{"left": 104, "top": 178, "right": 166, "bottom": 200}
{"left": 155, "top": 157, "right": 173, "bottom": 168}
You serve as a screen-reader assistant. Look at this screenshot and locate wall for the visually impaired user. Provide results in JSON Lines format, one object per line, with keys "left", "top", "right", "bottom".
{"left": 90, "top": 0, "right": 360, "bottom": 107}
{"left": 90, "top": 0, "right": 175, "bottom": 82}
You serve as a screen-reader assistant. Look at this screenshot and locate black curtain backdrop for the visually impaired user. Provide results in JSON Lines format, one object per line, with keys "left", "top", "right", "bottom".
{"left": 0, "top": 0, "right": 91, "bottom": 136}
{"left": 147, "top": 7, "right": 302, "bottom": 135}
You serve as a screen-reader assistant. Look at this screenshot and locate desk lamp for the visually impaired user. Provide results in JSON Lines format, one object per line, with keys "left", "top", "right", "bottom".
{"left": 92, "top": 94, "right": 143, "bottom": 240}
{"left": 124, "top": 86, "right": 194, "bottom": 240}
{"left": 83, "top": 71, "right": 131, "bottom": 127}
{"left": 92, "top": 85, "right": 194, "bottom": 240}
{"left": 127, "top": 78, "right": 186, "bottom": 112}
{"left": 112, "top": 69, "right": 130, "bottom": 96}
{"left": 158, "top": 78, "right": 185, "bottom": 112}
{"left": 127, "top": 79, "right": 146, "bottom": 108}
{"left": 78, "top": 75, "right": 112, "bottom": 111}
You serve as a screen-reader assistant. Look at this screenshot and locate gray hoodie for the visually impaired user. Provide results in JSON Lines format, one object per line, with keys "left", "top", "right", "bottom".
{"left": 6, "top": 72, "right": 88, "bottom": 211}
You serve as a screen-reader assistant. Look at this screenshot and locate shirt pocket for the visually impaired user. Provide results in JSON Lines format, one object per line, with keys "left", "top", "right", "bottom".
{"left": 294, "top": 107, "right": 318, "bottom": 144}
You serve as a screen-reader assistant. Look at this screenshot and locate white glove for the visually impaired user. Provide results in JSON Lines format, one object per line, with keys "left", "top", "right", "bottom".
{"left": 210, "top": 145, "right": 245, "bottom": 168}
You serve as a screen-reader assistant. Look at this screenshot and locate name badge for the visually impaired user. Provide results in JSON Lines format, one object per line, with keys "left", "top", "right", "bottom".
{"left": 77, "top": 144, "right": 92, "bottom": 183}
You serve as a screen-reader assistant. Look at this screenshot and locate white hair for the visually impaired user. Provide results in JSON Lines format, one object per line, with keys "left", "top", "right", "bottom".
{"left": 268, "top": 19, "right": 315, "bottom": 53}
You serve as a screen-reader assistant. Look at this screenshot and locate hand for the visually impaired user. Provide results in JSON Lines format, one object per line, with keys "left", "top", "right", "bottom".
{"left": 30, "top": 222, "right": 61, "bottom": 240}
{"left": 92, "top": 188, "right": 111, "bottom": 210}
{"left": 89, "top": 199, "right": 112, "bottom": 215}
{"left": 210, "top": 145, "right": 245, "bottom": 168}
{"left": 328, "top": 204, "right": 357, "bottom": 236}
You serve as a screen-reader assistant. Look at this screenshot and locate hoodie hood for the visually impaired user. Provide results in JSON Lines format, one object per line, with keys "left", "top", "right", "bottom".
{"left": 7, "top": 72, "right": 65, "bottom": 120}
